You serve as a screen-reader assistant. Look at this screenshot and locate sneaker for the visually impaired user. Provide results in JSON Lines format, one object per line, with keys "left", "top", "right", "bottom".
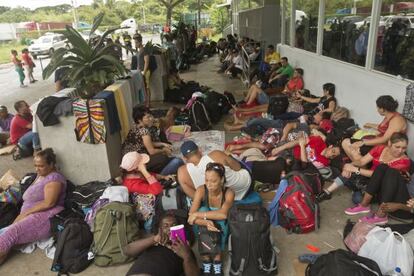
{"left": 20, "top": 84, "right": 27, "bottom": 88}
{"left": 316, "top": 190, "right": 332, "bottom": 203}
{"left": 344, "top": 204, "right": 370, "bottom": 215}
{"left": 359, "top": 214, "right": 388, "bottom": 225}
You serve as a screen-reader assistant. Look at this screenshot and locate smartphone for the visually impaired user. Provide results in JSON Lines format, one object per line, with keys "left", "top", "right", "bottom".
{"left": 170, "top": 224, "right": 187, "bottom": 243}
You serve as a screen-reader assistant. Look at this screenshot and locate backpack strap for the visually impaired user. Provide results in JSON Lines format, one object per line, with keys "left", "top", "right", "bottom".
{"left": 116, "top": 210, "right": 129, "bottom": 257}
{"left": 258, "top": 246, "right": 278, "bottom": 272}
{"left": 51, "top": 226, "right": 70, "bottom": 273}
{"left": 94, "top": 210, "right": 115, "bottom": 254}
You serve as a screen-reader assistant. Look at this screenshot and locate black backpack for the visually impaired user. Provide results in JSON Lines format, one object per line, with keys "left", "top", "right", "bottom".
{"left": 306, "top": 249, "right": 382, "bottom": 276}
{"left": 267, "top": 95, "right": 289, "bottom": 118}
{"left": 204, "top": 91, "right": 227, "bottom": 123}
{"left": 65, "top": 180, "right": 114, "bottom": 210}
{"left": 51, "top": 218, "right": 94, "bottom": 275}
{"left": 189, "top": 98, "right": 212, "bottom": 131}
{"left": 229, "top": 204, "right": 278, "bottom": 276}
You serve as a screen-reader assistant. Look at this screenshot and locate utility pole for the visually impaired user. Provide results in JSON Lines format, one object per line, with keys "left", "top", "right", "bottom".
{"left": 198, "top": 0, "right": 201, "bottom": 30}
{"left": 71, "top": 0, "right": 79, "bottom": 29}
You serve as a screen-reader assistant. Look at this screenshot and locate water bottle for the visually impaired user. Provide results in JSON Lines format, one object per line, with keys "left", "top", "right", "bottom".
{"left": 385, "top": 267, "right": 404, "bottom": 276}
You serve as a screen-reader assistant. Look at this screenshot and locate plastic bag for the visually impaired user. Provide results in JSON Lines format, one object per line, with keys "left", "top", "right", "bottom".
{"left": 358, "top": 227, "right": 414, "bottom": 276}
{"left": 344, "top": 221, "right": 377, "bottom": 253}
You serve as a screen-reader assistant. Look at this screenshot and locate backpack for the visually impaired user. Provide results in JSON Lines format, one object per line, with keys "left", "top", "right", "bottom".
{"left": 19, "top": 172, "right": 37, "bottom": 195}
{"left": 331, "top": 106, "right": 350, "bottom": 122}
{"left": 403, "top": 83, "right": 414, "bottom": 122}
{"left": 91, "top": 202, "right": 140, "bottom": 266}
{"left": 267, "top": 95, "right": 289, "bottom": 118}
{"left": 149, "top": 55, "right": 158, "bottom": 73}
{"left": 50, "top": 207, "right": 85, "bottom": 240}
{"left": 332, "top": 118, "right": 359, "bottom": 142}
{"left": 228, "top": 204, "right": 278, "bottom": 276}
{"left": 51, "top": 218, "right": 93, "bottom": 274}
{"left": 278, "top": 171, "right": 319, "bottom": 234}
{"left": 189, "top": 98, "right": 212, "bottom": 131}
{"left": 203, "top": 91, "right": 227, "bottom": 123}
{"left": 305, "top": 249, "right": 382, "bottom": 276}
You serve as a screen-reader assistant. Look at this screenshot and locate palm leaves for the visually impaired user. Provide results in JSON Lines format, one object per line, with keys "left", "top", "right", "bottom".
{"left": 43, "top": 12, "right": 127, "bottom": 98}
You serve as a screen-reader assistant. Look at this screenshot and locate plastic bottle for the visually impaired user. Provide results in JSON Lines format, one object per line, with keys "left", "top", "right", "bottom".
{"left": 385, "top": 267, "right": 404, "bottom": 276}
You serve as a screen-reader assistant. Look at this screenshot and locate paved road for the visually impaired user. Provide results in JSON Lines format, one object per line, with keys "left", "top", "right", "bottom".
{"left": 0, "top": 33, "right": 161, "bottom": 109}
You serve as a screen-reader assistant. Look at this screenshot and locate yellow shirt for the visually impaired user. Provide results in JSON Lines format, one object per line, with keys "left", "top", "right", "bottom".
{"left": 264, "top": 51, "right": 280, "bottom": 64}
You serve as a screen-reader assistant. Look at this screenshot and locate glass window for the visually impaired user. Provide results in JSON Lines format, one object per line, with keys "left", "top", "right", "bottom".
{"left": 239, "top": 0, "right": 263, "bottom": 11}
{"left": 373, "top": 1, "right": 414, "bottom": 80}
{"left": 295, "top": 0, "right": 318, "bottom": 52}
{"left": 323, "top": 1, "right": 373, "bottom": 66}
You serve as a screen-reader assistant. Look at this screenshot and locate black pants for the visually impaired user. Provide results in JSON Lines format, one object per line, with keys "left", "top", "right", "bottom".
{"left": 251, "top": 157, "right": 287, "bottom": 185}
{"left": 366, "top": 164, "right": 412, "bottom": 219}
{"left": 230, "top": 67, "right": 243, "bottom": 78}
{"left": 147, "top": 153, "right": 171, "bottom": 174}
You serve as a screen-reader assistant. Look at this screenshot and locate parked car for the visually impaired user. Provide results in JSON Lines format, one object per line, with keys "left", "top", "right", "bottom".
{"left": 28, "top": 34, "right": 67, "bottom": 59}
{"left": 80, "top": 29, "right": 103, "bottom": 42}
{"left": 354, "top": 16, "right": 387, "bottom": 29}
{"left": 384, "top": 15, "right": 413, "bottom": 29}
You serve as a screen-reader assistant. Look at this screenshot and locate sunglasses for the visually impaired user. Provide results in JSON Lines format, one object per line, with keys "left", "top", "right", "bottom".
{"left": 206, "top": 162, "right": 225, "bottom": 176}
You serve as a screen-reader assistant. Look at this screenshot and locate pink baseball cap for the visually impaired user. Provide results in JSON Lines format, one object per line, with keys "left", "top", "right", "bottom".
{"left": 120, "top": 152, "right": 150, "bottom": 172}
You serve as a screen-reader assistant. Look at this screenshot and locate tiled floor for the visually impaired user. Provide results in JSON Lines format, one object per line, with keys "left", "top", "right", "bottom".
{"left": 0, "top": 55, "right": 360, "bottom": 276}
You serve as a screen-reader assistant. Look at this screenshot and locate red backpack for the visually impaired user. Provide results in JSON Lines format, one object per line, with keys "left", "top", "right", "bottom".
{"left": 278, "top": 171, "right": 320, "bottom": 234}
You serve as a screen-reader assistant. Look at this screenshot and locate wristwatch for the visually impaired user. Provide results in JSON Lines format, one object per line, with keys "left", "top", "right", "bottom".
{"left": 355, "top": 168, "right": 361, "bottom": 175}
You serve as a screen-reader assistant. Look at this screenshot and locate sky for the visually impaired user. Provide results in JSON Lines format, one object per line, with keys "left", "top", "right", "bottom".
{"left": 0, "top": 0, "right": 94, "bottom": 9}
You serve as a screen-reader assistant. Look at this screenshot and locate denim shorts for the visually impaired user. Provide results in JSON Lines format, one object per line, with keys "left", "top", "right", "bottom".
{"left": 257, "top": 91, "right": 269, "bottom": 105}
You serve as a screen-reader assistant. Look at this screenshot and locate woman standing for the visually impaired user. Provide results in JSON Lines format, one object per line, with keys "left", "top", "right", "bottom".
{"left": 188, "top": 163, "right": 235, "bottom": 276}
{"left": 11, "top": 50, "right": 26, "bottom": 88}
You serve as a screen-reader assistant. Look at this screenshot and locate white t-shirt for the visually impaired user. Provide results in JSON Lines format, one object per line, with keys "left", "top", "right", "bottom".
{"left": 232, "top": 55, "right": 244, "bottom": 70}
{"left": 186, "top": 154, "right": 251, "bottom": 200}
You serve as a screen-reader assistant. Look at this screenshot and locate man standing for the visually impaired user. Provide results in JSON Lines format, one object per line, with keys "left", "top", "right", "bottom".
{"left": 10, "top": 101, "right": 40, "bottom": 155}
{"left": 21, "top": 48, "right": 37, "bottom": 83}
{"left": 177, "top": 141, "right": 251, "bottom": 200}
{"left": 0, "top": 106, "right": 13, "bottom": 146}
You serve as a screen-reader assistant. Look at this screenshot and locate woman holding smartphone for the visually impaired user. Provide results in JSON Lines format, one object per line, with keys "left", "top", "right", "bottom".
{"left": 188, "top": 162, "right": 235, "bottom": 276}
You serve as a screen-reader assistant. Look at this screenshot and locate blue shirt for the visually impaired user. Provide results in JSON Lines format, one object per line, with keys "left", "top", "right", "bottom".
{"left": 0, "top": 113, "right": 13, "bottom": 132}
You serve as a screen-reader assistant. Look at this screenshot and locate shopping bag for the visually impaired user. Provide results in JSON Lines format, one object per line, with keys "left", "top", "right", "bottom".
{"left": 358, "top": 227, "right": 413, "bottom": 276}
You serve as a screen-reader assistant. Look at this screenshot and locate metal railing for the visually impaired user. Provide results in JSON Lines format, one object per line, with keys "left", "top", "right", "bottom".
{"left": 222, "top": 24, "right": 234, "bottom": 37}
{"left": 240, "top": 41, "right": 265, "bottom": 87}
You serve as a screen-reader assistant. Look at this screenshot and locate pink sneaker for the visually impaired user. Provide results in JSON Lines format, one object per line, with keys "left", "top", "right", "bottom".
{"left": 344, "top": 204, "right": 370, "bottom": 215}
{"left": 359, "top": 214, "right": 388, "bottom": 225}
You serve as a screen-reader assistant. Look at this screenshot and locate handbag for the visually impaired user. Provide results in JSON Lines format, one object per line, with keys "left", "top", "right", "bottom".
{"left": 198, "top": 224, "right": 222, "bottom": 256}
{"left": 358, "top": 227, "right": 414, "bottom": 276}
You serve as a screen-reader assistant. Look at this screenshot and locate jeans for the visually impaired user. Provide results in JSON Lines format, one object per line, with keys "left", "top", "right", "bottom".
{"left": 18, "top": 131, "right": 40, "bottom": 151}
{"left": 160, "top": 157, "right": 184, "bottom": 175}
{"left": 246, "top": 117, "right": 284, "bottom": 130}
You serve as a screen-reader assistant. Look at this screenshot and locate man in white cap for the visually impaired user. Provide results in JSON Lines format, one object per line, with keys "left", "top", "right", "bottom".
{"left": 177, "top": 141, "right": 251, "bottom": 200}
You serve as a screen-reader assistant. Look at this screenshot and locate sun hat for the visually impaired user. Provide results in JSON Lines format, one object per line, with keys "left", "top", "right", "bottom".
{"left": 120, "top": 152, "right": 150, "bottom": 171}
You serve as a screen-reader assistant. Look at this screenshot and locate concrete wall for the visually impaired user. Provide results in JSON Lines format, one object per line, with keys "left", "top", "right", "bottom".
{"left": 238, "top": 2, "right": 281, "bottom": 47}
{"left": 278, "top": 45, "right": 414, "bottom": 157}
{"left": 37, "top": 102, "right": 122, "bottom": 185}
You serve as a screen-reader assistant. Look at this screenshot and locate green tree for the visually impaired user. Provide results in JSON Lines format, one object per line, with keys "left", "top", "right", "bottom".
{"left": 157, "top": 0, "right": 186, "bottom": 25}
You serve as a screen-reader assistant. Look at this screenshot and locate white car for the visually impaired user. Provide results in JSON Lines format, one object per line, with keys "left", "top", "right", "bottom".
{"left": 354, "top": 16, "right": 387, "bottom": 29}
{"left": 28, "top": 34, "right": 67, "bottom": 59}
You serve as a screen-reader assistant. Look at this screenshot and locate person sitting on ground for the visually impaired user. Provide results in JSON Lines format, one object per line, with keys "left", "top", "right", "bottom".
{"left": 158, "top": 106, "right": 180, "bottom": 133}
{"left": 54, "top": 66, "right": 70, "bottom": 92}
{"left": 249, "top": 47, "right": 260, "bottom": 62}
{"left": 124, "top": 212, "right": 199, "bottom": 276}
{"left": 271, "top": 134, "right": 341, "bottom": 168}
{"left": 0, "top": 106, "right": 13, "bottom": 146}
{"left": 224, "top": 49, "right": 243, "bottom": 79}
{"left": 342, "top": 95, "right": 407, "bottom": 162}
{"left": 266, "top": 56, "right": 294, "bottom": 88}
{"left": 188, "top": 162, "right": 235, "bottom": 276}
{"left": 342, "top": 133, "right": 411, "bottom": 224}
{"left": 317, "top": 133, "right": 411, "bottom": 205}
{"left": 167, "top": 67, "right": 186, "bottom": 91}
{"left": 0, "top": 148, "right": 66, "bottom": 265}
{"left": 297, "top": 82, "right": 337, "bottom": 114}
{"left": 177, "top": 141, "right": 251, "bottom": 200}
{"left": 21, "top": 48, "right": 36, "bottom": 84}
{"left": 281, "top": 67, "right": 304, "bottom": 95}
{"left": 121, "top": 151, "right": 176, "bottom": 195}
{"left": 10, "top": 100, "right": 40, "bottom": 155}
{"left": 122, "top": 105, "right": 183, "bottom": 175}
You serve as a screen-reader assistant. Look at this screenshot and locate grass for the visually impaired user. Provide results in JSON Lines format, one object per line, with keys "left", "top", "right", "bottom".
{"left": 0, "top": 42, "right": 26, "bottom": 64}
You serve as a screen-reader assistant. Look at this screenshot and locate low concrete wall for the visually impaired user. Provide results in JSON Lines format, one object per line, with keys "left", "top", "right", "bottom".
{"left": 278, "top": 45, "right": 414, "bottom": 157}
{"left": 37, "top": 99, "right": 122, "bottom": 185}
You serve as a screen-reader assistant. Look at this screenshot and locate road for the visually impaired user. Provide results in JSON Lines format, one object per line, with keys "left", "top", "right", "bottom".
{"left": 0, "top": 33, "right": 161, "bottom": 109}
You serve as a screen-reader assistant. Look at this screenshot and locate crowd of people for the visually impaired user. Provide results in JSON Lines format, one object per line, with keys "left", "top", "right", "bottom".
{"left": 1, "top": 32, "right": 413, "bottom": 276}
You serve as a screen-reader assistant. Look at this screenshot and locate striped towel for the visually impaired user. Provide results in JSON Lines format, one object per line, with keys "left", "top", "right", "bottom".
{"left": 73, "top": 99, "right": 106, "bottom": 144}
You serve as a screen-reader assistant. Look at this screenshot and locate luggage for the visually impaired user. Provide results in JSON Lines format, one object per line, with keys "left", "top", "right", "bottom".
{"left": 228, "top": 204, "right": 278, "bottom": 276}
{"left": 267, "top": 95, "right": 289, "bottom": 118}
{"left": 91, "top": 202, "right": 140, "bottom": 266}
{"left": 278, "top": 171, "right": 319, "bottom": 234}
{"left": 50, "top": 207, "right": 85, "bottom": 240}
{"left": 0, "top": 202, "right": 18, "bottom": 229}
{"left": 66, "top": 180, "right": 114, "bottom": 209}
{"left": 51, "top": 218, "right": 93, "bottom": 274}
{"left": 189, "top": 98, "right": 212, "bottom": 131}
{"left": 305, "top": 249, "right": 382, "bottom": 276}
